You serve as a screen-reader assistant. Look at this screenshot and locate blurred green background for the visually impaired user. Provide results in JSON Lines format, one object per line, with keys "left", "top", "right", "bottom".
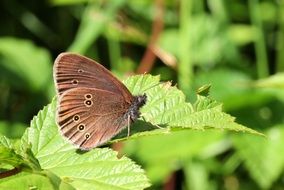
{"left": 1, "top": 0, "right": 284, "bottom": 189}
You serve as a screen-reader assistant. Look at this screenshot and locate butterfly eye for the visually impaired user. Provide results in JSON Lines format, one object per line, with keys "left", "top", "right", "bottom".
{"left": 85, "top": 94, "right": 92, "bottom": 99}
{"left": 72, "top": 79, "right": 78, "bottom": 85}
{"left": 85, "top": 133, "right": 90, "bottom": 139}
{"left": 84, "top": 100, "right": 93, "bottom": 107}
{"left": 78, "top": 124, "right": 85, "bottom": 131}
{"left": 78, "top": 69, "right": 83, "bottom": 73}
{"left": 73, "top": 115, "right": 80, "bottom": 122}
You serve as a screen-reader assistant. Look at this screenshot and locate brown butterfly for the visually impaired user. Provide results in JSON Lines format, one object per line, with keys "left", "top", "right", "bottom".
{"left": 53, "top": 53, "right": 147, "bottom": 150}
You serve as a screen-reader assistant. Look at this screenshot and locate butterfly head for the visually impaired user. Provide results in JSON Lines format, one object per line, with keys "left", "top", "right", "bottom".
{"left": 127, "top": 93, "right": 147, "bottom": 122}
{"left": 135, "top": 93, "right": 147, "bottom": 107}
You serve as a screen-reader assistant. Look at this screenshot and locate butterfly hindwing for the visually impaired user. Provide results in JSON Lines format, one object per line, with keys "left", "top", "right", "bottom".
{"left": 57, "top": 87, "right": 131, "bottom": 149}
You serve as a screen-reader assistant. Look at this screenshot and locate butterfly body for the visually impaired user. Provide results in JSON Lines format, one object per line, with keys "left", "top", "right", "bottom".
{"left": 54, "top": 53, "right": 146, "bottom": 150}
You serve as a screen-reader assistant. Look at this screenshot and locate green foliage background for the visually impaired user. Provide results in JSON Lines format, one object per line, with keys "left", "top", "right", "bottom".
{"left": 0, "top": 0, "right": 284, "bottom": 189}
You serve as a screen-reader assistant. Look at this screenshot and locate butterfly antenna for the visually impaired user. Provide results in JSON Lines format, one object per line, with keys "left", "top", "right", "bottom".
{"left": 142, "top": 81, "right": 168, "bottom": 93}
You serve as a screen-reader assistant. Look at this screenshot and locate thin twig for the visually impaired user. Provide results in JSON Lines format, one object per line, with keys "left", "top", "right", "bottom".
{"left": 136, "top": 0, "right": 164, "bottom": 74}
{"left": 0, "top": 167, "right": 21, "bottom": 179}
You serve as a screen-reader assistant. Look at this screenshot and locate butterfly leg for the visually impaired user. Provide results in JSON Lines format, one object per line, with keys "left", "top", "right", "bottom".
{"left": 127, "top": 115, "right": 130, "bottom": 137}
{"left": 153, "top": 123, "right": 163, "bottom": 129}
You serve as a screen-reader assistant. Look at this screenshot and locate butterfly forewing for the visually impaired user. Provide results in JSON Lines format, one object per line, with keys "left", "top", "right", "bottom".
{"left": 54, "top": 53, "right": 133, "bottom": 101}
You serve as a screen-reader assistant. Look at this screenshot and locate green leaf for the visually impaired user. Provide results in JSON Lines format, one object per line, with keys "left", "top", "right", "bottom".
{"left": 233, "top": 125, "right": 284, "bottom": 189}
{"left": 0, "top": 134, "right": 24, "bottom": 167}
{"left": 228, "top": 24, "right": 256, "bottom": 45}
{"left": 0, "top": 37, "right": 52, "bottom": 92}
{"left": 0, "top": 172, "right": 55, "bottom": 190}
{"left": 123, "top": 75, "right": 263, "bottom": 137}
{"left": 8, "top": 74, "right": 262, "bottom": 189}
{"left": 0, "top": 136, "right": 42, "bottom": 190}
{"left": 196, "top": 84, "right": 211, "bottom": 97}
{"left": 120, "top": 75, "right": 263, "bottom": 183}
{"left": 0, "top": 139, "right": 73, "bottom": 190}
{"left": 254, "top": 73, "right": 284, "bottom": 88}
{"left": 0, "top": 134, "right": 41, "bottom": 173}
{"left": 21, "top": 98, "right": 150, "bottom": 190}
{"left": 0, "top": 134, "right": 13, "bottom": 148}
{"left": 251, "top": 73, "right": 284, "bottom": 102}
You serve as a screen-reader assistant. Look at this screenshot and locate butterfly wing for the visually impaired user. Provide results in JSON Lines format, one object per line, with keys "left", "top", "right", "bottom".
{"left": 54, "top": 53, "right": 136, "bottom": 149}
{"left": 53, "top": 52, "right": 133, "bottom": 102}
{"left": 57, "top": 87, "right": 130, "bottom": 150}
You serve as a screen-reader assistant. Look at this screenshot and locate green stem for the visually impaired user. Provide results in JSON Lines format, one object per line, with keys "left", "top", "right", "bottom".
{"left": 249, "top": 0, "right": 269, "bottom": 78}
{"left": 178, "top": 0, "right": 193, "bottom": 97}
{"left": 195, "top": 0, "right": 204, "bottom": 13}
{"left": 108, "top": 39, "right": 122, "bottom": 71}
{"left": 276, "top": 1, "right": 284, "bottom": 72}
{"left": 68, "top": 0, "right": 125, "bottom": 54}
{"left": 209, "top": 0, "right": 230, "bottom": 24}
